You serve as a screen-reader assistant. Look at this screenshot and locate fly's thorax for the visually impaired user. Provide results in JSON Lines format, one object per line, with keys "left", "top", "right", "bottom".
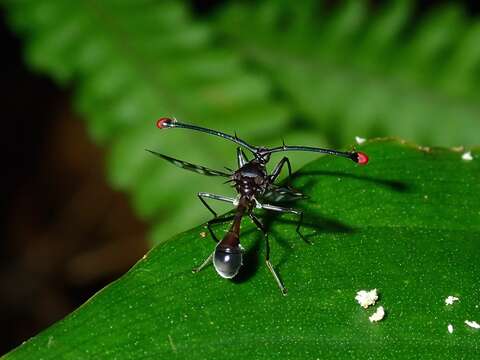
{"left": 233, "top": 161, "right": 268, "bottom": 198}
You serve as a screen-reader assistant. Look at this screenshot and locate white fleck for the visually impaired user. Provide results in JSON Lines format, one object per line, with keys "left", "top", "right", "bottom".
{"left": 462, "top": 151, "right": 473, "bottom": 161}
{"left": 465, "top": 320, "right": 480, "bottom": 329}
{"left": 448, "top": 324, "right": 454, "bottom": 334}
{"left": 445, "top": 296, "right": 459, "bottom": 305}
{"left": 418, "top": 146, "right": 431, "bottom": 152}
{"left": 233, "top": 195, "right": 240, "bottom": 207}
{"left": 355, "top": 136, "right": 366, "bottom": 144}
{"left": 369, "top": 306, "right": 385, "bottom": 323}
{"left": 355, "top": 289, "right": 378, "bottom": 309}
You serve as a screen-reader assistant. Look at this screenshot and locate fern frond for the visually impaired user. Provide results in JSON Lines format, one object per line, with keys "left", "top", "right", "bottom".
{"left": 4, "top": 0, "right": 479, "bottom": 243}
{"left": 215, "top": 0, "right": 480, "bottom": 146}
{"left": 2, "top": 0, "right": 303, "bottom": 242}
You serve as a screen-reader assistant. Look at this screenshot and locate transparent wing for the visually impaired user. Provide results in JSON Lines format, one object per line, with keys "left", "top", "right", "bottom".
{"left": 146, "top": 149, "right": 231, "bottom": 177}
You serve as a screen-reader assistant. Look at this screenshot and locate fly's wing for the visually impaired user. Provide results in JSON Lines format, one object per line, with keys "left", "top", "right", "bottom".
{"left": 146, "top": 150, "right": 231, "bottom": 177}
{"left": 262, "top": 184, "right": 307, "bottom": 203}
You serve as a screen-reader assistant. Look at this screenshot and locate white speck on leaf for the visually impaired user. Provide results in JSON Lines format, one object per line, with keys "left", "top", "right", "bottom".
{"left": 462, "top": 151, "right": 473, "bottom": 161}
{"left": 465, "top": 320, "right": 480, "bottom": 329}
{"left": 445, "top": 296, "right": 459, "bottom": 305}
{"left": 355, "top": 289, "right": 378, "bottom": 308}
{"left": 355, "top": 136, "right": 366, "bottom": 144}
{"left": 369, "top": 306, "right": 385, "bottom": 323}
{"left": 448, "top": 324, "right": 454, "bottom": 334}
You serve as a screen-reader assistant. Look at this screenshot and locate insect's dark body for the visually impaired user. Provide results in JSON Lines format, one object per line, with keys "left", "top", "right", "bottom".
{"left": 233, "top": 159, "right": 268, "bottom": 198}
{"left": 212, "top": 197, "right": 245, "bottom": 279}
{"left": 206, "top": 149, "right": 302, "bottom": 286}
{"left": 148, "top": 117, "right": 368, "bottom": 295}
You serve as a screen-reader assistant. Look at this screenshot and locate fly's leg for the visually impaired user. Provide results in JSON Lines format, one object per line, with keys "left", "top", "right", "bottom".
{"left": 198, "top": 192, "right": 236, "bottom": 218}
{"left": 192, "top": 214, "right": 236, "bottom": 274}
{"left": 269, "top": 157, "right": 303, "bottom": 195}
{"left": 192, "top": 253, "right": 214, "bottom": 274}
{"left": 236, "top": 147, "right": 249, "bottom": 168}
{"left": 205, "top": 215, "right": 236, "bottom": 242}
{"left": 194, "top": 193, "right": 236, "bottom": 273}
{"left": 198, "top": 192, "right": 236, "bottom": 242}
{"left": 269, "top": 157, "right": 292, "bottom": 183}
{"left": 192, "top": 217, "right": 236, "bottom": 274}
{"left": 249, "top": 213, "right": 287, "bottom": 296}
{"left": 260, "top": 203, "right": 310, "bottom": 245}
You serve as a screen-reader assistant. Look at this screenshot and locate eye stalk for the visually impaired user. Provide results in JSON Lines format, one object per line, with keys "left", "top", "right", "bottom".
{"left": 156, "top": 117, "right": 175, "bottom": 129}
{"left": 354, "top": 151, "right": 369, "bottom": 165}
{"left": 213, "top": 244, "right": 243, "bottom": 279}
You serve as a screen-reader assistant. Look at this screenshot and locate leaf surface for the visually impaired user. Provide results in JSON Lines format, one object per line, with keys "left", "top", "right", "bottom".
{"left": 4, "top": 141, "right": 480, "bottom": 359}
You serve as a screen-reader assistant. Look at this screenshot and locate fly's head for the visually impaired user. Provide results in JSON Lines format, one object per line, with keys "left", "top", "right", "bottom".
{"left": 256, "top": 147, "right": 271, "bottom": 165}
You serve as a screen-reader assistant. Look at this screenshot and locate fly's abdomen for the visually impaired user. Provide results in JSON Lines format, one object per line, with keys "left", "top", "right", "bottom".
{"left": 213, "top": 241, "right": 243, "bottom": 279}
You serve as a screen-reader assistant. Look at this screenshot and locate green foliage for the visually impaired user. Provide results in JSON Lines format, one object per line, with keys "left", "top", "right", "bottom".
{"left": 3, "top": 141, "right": 480, "bottom": 359}
{"left": 216, "top": 1, "right": 480, "bottom": 146}
{"left": 3, "top": 0, "right": 480, "bottom": 242}
{"left": 2, "top": 0, "right": 298, "bottom": 241}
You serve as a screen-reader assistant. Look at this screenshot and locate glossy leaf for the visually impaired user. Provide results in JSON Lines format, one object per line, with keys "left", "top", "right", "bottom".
{"left": 4, "top": 141, "right": 479, "bottom": 359}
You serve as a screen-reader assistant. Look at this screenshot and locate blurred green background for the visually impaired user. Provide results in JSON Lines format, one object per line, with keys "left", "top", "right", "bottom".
{"left": 1, "top": 0, "right": 479, "bottom": 355}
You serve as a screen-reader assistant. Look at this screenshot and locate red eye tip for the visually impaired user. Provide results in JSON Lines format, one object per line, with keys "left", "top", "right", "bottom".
{"left": 156, "top": 117, "right": 173, "bottom": 129}
{"left": 356, "top": 151, "right": 369, "bottom": 165}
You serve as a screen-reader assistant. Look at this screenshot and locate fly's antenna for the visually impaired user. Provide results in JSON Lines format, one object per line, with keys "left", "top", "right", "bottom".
{"left": 263, "top": 145, "right": 369, "bottom": 165}
{"left": 157, "top": 117, "right": 258, "bottom": 154}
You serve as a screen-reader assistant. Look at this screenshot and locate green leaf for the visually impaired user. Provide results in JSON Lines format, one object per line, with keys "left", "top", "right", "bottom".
{"left": 4, "top": 141, "right": 479, "bottom": 359}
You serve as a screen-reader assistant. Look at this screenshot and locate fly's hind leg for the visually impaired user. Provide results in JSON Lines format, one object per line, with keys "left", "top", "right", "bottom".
{"left": 249, "top": 213, "right": 287, "bottom": 296}
{"left": 260, "top": 203, "right": 310, "bottom": 245}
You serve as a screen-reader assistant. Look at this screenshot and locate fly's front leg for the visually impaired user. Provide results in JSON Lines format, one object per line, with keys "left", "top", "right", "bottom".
{"left": 260, "top": 203, "right": 310, "bottom": 245}
{"left": 269, "top": 157, "right": 292, "bottom": 184}
{"left": 236, "top": 147, "right": 248, "bottom": 168}
{"left": 269, "top": 157, "right": 303, "bottom": 196}
{"left": 249, "top": 213, "right": 287, "bottom": 296}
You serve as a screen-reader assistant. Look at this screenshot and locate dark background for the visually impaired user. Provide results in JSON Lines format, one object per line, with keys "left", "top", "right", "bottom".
{"left": 0, "top": 10, "right": 150, "bottom": 354}
{"left": 1, "top": 0, "right": 479, "bottom": 355}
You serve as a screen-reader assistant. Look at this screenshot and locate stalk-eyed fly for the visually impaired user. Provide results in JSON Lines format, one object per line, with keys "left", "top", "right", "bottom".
{"left": 148, "top": 117, "right": 368, "bottom": 295}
